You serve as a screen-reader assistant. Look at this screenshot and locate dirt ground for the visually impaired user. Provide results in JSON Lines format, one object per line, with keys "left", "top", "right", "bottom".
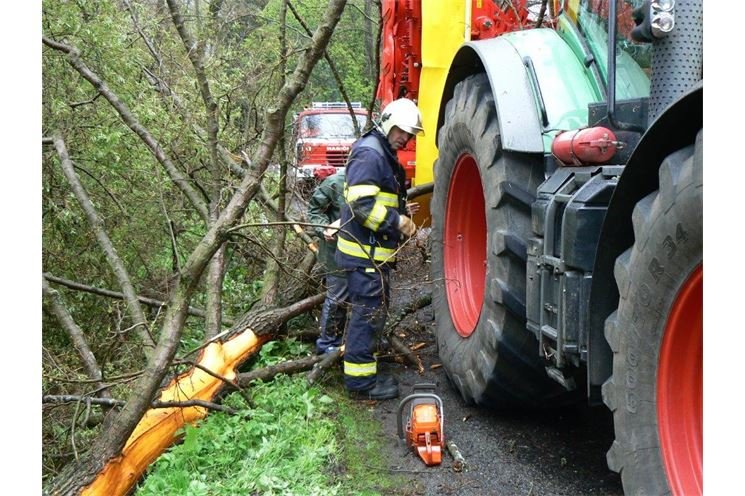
{"left": 372, "top": 232, "right": 623, "bottom": 496}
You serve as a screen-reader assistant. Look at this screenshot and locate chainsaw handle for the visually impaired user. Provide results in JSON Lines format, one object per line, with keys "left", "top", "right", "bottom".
{"left": 396, "top": 393, "right": 444, "bottom": 440}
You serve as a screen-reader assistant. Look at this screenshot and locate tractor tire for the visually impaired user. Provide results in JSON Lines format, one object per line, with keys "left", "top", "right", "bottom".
{"left": 603, "top": 130, "right": 703, "bottom": 495}
{"left": 431, "top": 73, "right": 573, "bottom": 408}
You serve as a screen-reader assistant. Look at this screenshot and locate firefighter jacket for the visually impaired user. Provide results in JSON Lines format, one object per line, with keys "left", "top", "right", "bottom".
{"left": 307, "top": 170, "right": 345, "bottom": 274}
{"left": 336, "top": 128, "right": 407, "bottom": 269}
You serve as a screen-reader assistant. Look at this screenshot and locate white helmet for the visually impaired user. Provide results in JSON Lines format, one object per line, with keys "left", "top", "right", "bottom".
{"left": 379, "top": 98, "right": 424, "bottom": 137}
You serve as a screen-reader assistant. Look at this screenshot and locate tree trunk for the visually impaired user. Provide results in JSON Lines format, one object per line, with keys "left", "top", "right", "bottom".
{"left": 42, "top": 277, "right": 110, "bottom": 399}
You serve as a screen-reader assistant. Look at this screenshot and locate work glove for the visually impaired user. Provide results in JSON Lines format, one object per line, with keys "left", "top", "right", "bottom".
{"left": 398, "top": 215, "right": 417, "bottom": 238}
{"left": 323, "top": 219, "right": 341, "bottom": 241}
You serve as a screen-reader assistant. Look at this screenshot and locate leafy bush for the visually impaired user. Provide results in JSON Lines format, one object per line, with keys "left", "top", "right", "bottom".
{"left": 137, "top": 377, "right": 341, "bottom": 496}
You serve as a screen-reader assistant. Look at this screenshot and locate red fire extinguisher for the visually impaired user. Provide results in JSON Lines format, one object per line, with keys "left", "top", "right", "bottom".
{"left": 551, "top": 126, "right": 624, "bottom": 166}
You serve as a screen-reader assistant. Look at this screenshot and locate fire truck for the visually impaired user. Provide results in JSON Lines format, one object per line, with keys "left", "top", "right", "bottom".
{"left": 291, "top": 101, "right": 369, "bottom": 183}
{"left": 379, "top": 1, "right": 703, "bottom": 494}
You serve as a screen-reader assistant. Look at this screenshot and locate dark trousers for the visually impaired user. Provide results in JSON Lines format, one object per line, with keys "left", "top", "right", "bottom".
{"left": 315, "top": 273, "right": 348, "bottom": 354}
{"left": 343, "top": 267, "right": 390, "bottom": 391}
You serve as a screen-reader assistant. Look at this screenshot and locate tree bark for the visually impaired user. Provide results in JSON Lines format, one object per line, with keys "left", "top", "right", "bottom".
{"left": 43, "top": 273, "right": 234, "bottom": 326}
{"left": 260, "top": 0, "right": 290, "bottom": 307}
{"left": 227, "top": 292, "right": 325, "bottom": 339}
{"left": 366, "top": 0, "right": 383, "bottom": 121}
{"left": 42, "top": 277, "right": 110, "bottom": 399}
{"left": 306, "top": 347, "right": 343, "bottom": 385}
{"left": 51, "top": 134, "right": 155, "bottom": 356}
{"left": 167, "top": 0, "right": 229, "bottom": 341}
{"left": 204, "top": 243, "right": 228, "bottom": 339}
{"left": 43, "top": 395, "right": 237, "bottom": 415}
{"left": 47, "top": 3, "right": 347, "bottom": 492}
{"left": 237, "top": 353, "right": 325, "bottom": 387}
{"left": 364, "top": 0, "right": 376, "bottom": 80}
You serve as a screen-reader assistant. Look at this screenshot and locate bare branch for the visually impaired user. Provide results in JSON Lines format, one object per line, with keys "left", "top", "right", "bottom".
{"left": 366, "top": 0, "right": 383, "bottom": 121}
{"left": 43, "top": 272, "right": 234, "bottom": 326}
{"left": 51, "top": 133, "right": 155, "bottom": 353}
{"left": 123, "top": 0, "right": 163, "bottom": 70}
{"left": 306, "top": 347, "right": 343, "bottom": 385}
{"left": 42, "top": 395, "right": 238, "bottom": 415}
{"left": 238, "top": 353, "right": 325, "bottom": 386}
{"left": 68, "top": 92, "right": 101, "bottom": 109}
{"left": 42, "top": 277, "right": 110, "bottom": 398}
{"left": 535, "top": 0, "right": 549, "bottom": 28}
{"left": 166, "top": 0, "right": 221, "bottom": 183}
{"left": 388, "top": 334, "right": 424, "bottom": 374}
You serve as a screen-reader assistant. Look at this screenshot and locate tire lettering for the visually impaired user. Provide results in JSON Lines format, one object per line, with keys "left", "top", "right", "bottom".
{"left": 626, "top": 391, "right": 638, "bottom": 413}
{"left": 631, "top": 303, "right": 641, "bottom": 324}
{"left": 648, "top": 258, "right": 664, "bottom": 284}
{"left": 626, "top": 368, "right": 637, "bottom": 388}
{"left": 663, "top": 235, "right": 677, "bottom": 260}
{"left": 676, "top": 222, "right": 689, "bottom": 243}
{"left": 638, "top": 284, "right": 651, "bottom": 307}
{"left": 627, "top": 346, "right": 639, "bottom": 367}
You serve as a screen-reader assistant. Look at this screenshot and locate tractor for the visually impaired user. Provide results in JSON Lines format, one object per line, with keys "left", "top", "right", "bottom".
{"left": 378, "top": 1, "right": 703, "bottom": 494}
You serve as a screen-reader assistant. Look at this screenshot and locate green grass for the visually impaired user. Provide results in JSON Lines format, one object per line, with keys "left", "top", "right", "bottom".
{"left": 135, "top": 341, "right": 409, "bottom": 496}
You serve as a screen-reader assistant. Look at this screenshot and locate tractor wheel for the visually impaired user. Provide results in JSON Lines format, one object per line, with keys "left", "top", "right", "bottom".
{"left": 603, "top": 130, "right": 703, "bottom": 495}
{"left": 431, "top": 73, "right": 572, "bottom": 408}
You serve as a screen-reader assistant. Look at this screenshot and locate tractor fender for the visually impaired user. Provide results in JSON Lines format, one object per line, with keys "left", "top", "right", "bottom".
{"left": 436, "top": 29, "right": 598, "bottom": 154}
{"left": 586, "top": 82, "right": 703, "bottom": 401}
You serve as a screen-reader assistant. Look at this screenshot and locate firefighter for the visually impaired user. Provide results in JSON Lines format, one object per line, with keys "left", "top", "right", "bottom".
{"left": 307, "top": 169, "right": 347, "bottom": 355}
{"left": 336, "top": 98, "right": 423, "bottom": 400}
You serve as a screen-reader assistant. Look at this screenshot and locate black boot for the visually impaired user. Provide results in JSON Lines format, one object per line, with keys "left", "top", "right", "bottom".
{"left": 349, "top": 377, "right": 399, "bottom": 400}
{"left": 376, "top": 373, "right": 398, "bottom": 387}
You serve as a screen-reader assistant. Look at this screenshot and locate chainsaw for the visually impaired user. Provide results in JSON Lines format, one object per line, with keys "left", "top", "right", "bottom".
{"left": 396, "top": 383, "right": 444, "bottom": 465}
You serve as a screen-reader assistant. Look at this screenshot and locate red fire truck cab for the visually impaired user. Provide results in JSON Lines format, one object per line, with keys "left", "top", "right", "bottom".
{"left": 292, "top": 102, "right": 369, "bottom": 183}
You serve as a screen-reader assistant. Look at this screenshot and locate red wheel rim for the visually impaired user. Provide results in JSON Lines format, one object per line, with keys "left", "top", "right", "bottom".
{"left": 657, "top": 265, "right": 703, "bottom": 495}
{"left": 444, "top": 153, "right": 486, "bottom": 337}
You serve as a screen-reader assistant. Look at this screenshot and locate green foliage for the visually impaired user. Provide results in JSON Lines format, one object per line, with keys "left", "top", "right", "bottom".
{"left": 136, "top": 372, "right": 408, "bottom": 496}
{"left": 137, "top": 377, "right": 341, "bottom": 496}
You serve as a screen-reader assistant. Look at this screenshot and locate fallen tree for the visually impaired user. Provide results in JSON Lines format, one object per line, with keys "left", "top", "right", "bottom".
{"left": 75, "top": 292, "right": 324, "bottom": 496}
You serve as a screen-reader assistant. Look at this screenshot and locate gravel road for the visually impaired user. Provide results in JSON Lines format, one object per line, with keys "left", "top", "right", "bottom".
{"left": 370, "top": 238, "right": 623, "bottom": 496}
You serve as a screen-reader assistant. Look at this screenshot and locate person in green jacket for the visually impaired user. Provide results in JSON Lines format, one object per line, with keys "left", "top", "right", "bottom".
{"left": 307, "top": 170, "right": 347, "bottom": 354}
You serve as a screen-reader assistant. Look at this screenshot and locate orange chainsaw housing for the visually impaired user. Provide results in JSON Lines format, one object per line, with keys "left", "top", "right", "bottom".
{"left": 398, "top": 386, "right": 444, "bottom": 466}
{"left": 407, "top": 403, "right": 443, "bottom": 465}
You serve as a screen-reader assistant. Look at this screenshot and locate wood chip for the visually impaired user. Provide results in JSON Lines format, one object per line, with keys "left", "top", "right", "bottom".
{"left": 430, "top": 363, "right": 442, "bottom": 370}
{"left": 410, "top": 342, "right": 427, "bottom": 351}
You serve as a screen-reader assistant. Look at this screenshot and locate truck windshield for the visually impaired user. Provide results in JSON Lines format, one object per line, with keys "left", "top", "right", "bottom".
{"left": 576, "top": 0, "right": 651, "bottom": 99}
{"left": 299, "top": 113, "right": 368, "bottom": 139}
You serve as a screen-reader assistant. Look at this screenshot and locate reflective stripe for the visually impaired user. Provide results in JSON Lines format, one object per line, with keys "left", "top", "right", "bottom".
{"left": 363, "top": 202, "right": 388, "bottom": 231}
{"left": 377, "top": 192, "right": 399, "bottom": 207}
{"left": 344, "top": 360, "right": 377, "bottom": 377}
{"left": 337, "top": 237, "right": 396, "bottom": 263}
{"left": 346, "top": 184, "right": 380, "bottom": 202}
